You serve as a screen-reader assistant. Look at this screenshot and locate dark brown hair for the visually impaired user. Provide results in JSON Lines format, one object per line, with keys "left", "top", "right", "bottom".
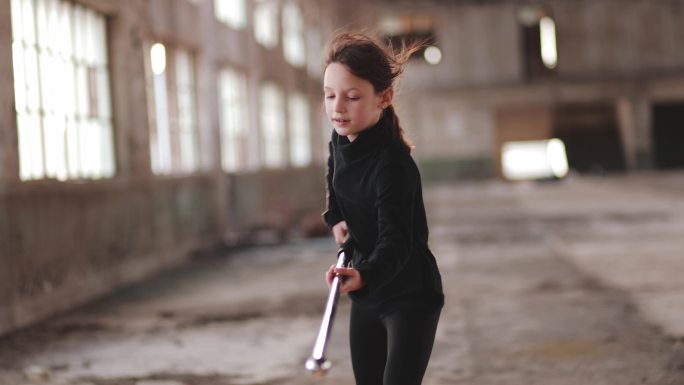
{"left": 324, "top": 32, "right": 424, "bottom": 152}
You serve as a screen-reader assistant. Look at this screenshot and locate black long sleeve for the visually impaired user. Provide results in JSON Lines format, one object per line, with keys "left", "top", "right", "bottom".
{"left": 355, "top": 164, "right": 414, "bottom": 291}
{"left": 323, "top": 141, "right": 343, "bottom": 229}
{"left": 324, "top": 117, "right": 443, "bottom": 314}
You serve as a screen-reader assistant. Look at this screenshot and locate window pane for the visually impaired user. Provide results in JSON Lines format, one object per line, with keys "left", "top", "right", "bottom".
{"left": 84, "top": 9, "right": 95, "bottom": 64}
{"left": 289, "top": 93, "right": 311, "bottom": 167}
{"left": 56, "top": 0, "right": 72, "bottom": 58}
{"left": 35, "top": 0, "right": 49, "bottom": 48}
{"left": 38, "top": 50, "right": 53, "bottom": 112}
{"left": 65, "top": 116, "right": 79, "bottom": 178}
{"left": 75, "top": 65, "right": 88, "bottom": 117}
{"left": 283, "top": 2, "right": 305, "bottom": 67}
{"left": 43, "top": 113, "right": 67, "bottom": 180}
{"left": 12, "top": 41, "right": 26, "bottom": 112}
{"left": 24, "top": 46, "right": 40, "bottom": 112}
{"left": 219, "top": 68, "right": 249, "bottom": 172}
{"left": 17, "top": 113, "right": 44, "bottom": 180}
{"left": 176, "top": 50, "right": 191, "bottom": 86}
{"left": 21, "top": 0, "right": 37, "bottom": 45}
{"left": 72, "top": 6, "right": 84, "bottom": 61}
{"left": 93, "top": 14, "right": 107, "bottom": 66}
{"left": 11, "top": 0, "right": 24, "bottom": 41}
{"left": 97, "top": 69, "right": 111, "bottom": 119}
{"left": 260, "top": 82, "right": 285, "bottom": 168}
{"left": 539, "top": 16, "right": 558, "bottom": 69}
{"left": 100, "top": 121, "right": 115, "bottom": 177}
{"left": 151, "top": 69, "right": 171, "bottom": 174}
{"left": 175, "top": 49, "right": 199, "bottom": 173}
{"left": 214, "top": 0, "right": 246, "bottom": 29}
{"left": 79, "top": 119, "right": 98, "bottom": 177}
{"left": 254, "top": 0, "right": 278, "bottom": 49}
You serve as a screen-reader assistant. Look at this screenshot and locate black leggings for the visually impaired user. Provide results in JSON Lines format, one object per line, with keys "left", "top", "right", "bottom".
{"left": 349, "top": 303, "right": 441, "bottom": 385}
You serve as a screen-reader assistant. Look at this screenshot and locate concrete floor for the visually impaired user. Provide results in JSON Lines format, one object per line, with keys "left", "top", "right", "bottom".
{"left": 1, "top": 173, "right": 684, "bottom": 385}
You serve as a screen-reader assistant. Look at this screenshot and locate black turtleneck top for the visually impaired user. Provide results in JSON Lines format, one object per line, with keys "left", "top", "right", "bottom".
{"left": 323, "top": 116, "right": 444, "bottom": 314}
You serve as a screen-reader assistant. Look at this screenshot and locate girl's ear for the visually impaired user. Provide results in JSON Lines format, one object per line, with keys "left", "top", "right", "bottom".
{"left": 380, "top": 88, "right": 394, "bottom": 108}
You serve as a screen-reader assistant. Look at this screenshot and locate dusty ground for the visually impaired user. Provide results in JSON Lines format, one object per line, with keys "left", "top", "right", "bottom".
{"left": 1, "top": 173, "right": 684, "bottom": 385}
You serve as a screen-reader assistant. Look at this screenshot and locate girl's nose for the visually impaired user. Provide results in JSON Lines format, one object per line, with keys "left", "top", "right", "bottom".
{"left": 333, "top": 97, "right": 345, "bottom": 113}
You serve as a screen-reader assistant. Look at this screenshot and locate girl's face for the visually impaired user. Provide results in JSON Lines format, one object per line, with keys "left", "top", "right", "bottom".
{"left": 323, "top": 62, "right": 392, "bottom": 142}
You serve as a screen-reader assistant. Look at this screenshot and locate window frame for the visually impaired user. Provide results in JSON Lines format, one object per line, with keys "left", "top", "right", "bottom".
{"left": 148, "top": 42, "right": 201, "bottom": 176}
{"left": 11, "top": 0, "right": 115, "bottom": 181}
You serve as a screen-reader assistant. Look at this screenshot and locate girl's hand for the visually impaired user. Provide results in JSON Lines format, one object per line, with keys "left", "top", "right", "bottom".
{"left": 333, "top": 267, "right": 365, "bottom": 294}
{"left": 331, "top": 221, "right": 349, "bottom": 245}
{"left": 326, "top": 264, "right": 337, "bottom": 287}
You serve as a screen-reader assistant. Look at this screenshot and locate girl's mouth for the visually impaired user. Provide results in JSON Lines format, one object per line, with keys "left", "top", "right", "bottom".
{"left": 333, "top": 118, "right": 350, "bottom": 125}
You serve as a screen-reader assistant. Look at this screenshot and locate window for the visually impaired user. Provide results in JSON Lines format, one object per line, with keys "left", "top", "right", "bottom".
{"left": 148, "top": 43, "right": 200, "bottom": 175}
{"left": 288, "top": 92, "right": 311, "bottom": 167}
{"left": 518, "top": 6, "right": 558, "bottom": 80}
{"left": 214, "top": 0, "right": 246, "bottom": 30}
{"left": 539, "top": 16, "right": 558, "bottom": 70}
{"left": 218, "top": 67, "right": 249, "bottom": 172}
{"left": 254, "top": 0, "right": 279, "bottom": 49}
{"left": 283, "top": 2, "right": 305, "bottom": 67}
{"left": 11, "top": 0, "right": 114, "bottom": 181}
{"left": 260, "top": 82, "right": 286, "bottom": 168}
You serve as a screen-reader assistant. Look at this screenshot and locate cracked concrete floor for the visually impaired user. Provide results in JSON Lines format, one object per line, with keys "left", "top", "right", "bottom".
{"left": 1, "top": 174, "right": 684, "bottom": 385}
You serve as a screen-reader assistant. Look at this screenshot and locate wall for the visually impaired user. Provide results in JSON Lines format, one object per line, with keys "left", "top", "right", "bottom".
{"left": 2, "top": 0, "right": 684, "bottom": 337}
{"left": 361, "top": 0, "right": 684, "bottom": 90}
{"left": 0, "top": 177, "right": 219, "bottom": 335}
{"left": 0, "top": 0, "right": 333, "bottom": 337}
{"left": 348, "top": 0, "right": 684, "bottom": 177}
{"left": 554, "top": 0, "right": 684, "bottom": 79}
{"left": 227, "top": 166, "right": 327, "bottom": 242}
{"left": 400, "top": 77, "right": 684, "bottom": 177}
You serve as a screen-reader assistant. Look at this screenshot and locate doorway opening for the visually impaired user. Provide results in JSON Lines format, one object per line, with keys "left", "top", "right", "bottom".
{"left": 553, "top": 103, "right": 626, "bottom": 174}
{"left": 652, "top": 102, "right": 684, "bottom": 170}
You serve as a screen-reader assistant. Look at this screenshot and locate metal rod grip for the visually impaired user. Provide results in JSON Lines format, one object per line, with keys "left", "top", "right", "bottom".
{"left": 305, "top": 250, "right": 347, "bottom": 378}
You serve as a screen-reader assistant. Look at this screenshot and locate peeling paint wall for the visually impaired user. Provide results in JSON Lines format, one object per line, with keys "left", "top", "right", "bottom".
{"left": 0, "top": 177, "right": 220, "bottom": 335}
{"left": 0, "top": 0, "right": 333, "bottom": 337}
{"left": 227, "top": 166, "right": 327, "bottom": 242}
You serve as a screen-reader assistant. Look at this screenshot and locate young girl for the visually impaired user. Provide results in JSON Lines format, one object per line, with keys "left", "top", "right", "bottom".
{"left": 322, "top": 32, "right": 444, "bottom": 385}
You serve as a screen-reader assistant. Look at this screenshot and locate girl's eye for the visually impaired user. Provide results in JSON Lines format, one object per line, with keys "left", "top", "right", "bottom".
{"left": 347, "top": 96, "right": 360, "bottom": 101}
{"left": 325, "top": 95, "right": 334, "bottom": 99}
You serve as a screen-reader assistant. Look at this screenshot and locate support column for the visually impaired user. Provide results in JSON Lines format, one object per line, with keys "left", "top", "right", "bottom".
{"left": 109, "top": 0, "right": 153, "bottom": 180}
{"left": 616, "top": 98, "right": 638, "bottom": 171}
{"left": 0, "top": 0, "right": 19, "bottom": 185}
{"left": 616, "top": 97, "right": 654, "bottom": 171}
{"left": 0, "top": 0, "right": 16, "bottom": 337}
{"left": 197, "top": 0, "right": 228, "bottom": 237}
{"left": 633, "top": 98, "right": 654, "bottom": 170}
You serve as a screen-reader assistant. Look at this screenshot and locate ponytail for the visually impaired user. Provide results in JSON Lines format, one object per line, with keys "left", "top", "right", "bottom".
{"left": 384, "top": 105, "right": 413, "bottom": 153}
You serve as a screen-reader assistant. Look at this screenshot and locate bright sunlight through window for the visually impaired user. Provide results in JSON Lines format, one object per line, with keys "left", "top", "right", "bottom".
{"left": 502, "top": 139, "right": 569, "bottom": 180}
{"left": 539, "top": 16, "right": 558, "bottom": 69}
{"left": 11, "top": 0, "right": 114, "bottom": 181}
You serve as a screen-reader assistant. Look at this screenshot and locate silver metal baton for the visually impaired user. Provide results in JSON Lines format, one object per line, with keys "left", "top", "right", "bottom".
{"left": 305, "top": 250, "right": 347, "bottom": 378}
